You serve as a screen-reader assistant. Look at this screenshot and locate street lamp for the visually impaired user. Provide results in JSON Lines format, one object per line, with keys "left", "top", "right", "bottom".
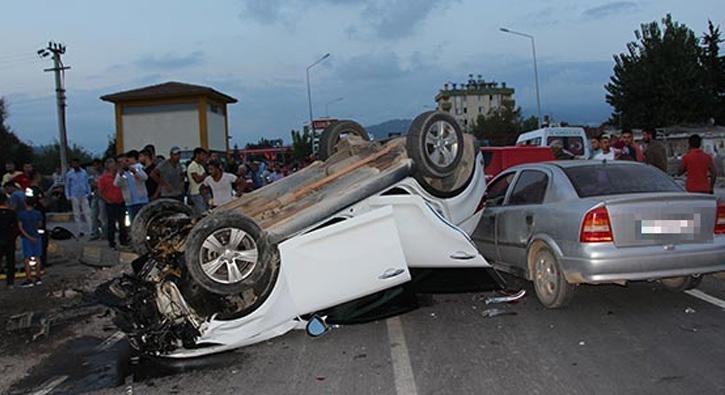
{"left": 306, "top": 53, "right": 331, "bottom": 128}
{"left": 325, "top": 97, "right": 343, "bottom": 117}
{"left": 500, "top": 27, "right": 542, "bottom": 129}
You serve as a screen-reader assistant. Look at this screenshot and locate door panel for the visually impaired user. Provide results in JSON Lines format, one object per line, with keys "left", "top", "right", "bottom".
{"left": 496, "top": 170, "right": 549, "bottom": 267}
{"left": 369, "top": 195, "right": 491, "bottom": 268}
{"left": 472, "top": 208, "right": 500, "bottom": 261}
{"left": 278, "top": 206, "right": 410, "bottom": 314}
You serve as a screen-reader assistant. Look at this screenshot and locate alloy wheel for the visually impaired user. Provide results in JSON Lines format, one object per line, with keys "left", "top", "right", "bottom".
{"left": 198, "top": 227, "right": 259, "bottom": 284}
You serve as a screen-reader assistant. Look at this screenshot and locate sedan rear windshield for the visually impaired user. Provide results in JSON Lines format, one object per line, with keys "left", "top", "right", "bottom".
{"left": 563, "top": 164, "right": 682, "bottom": 198}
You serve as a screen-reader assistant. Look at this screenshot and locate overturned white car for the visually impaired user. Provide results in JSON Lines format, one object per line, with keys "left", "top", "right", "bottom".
{"left": 98, "top": 111, "right": 504, "bottom": 357}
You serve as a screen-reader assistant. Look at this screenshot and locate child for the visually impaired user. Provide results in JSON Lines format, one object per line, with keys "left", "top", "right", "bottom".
{"left": 17, "top": 196, "right": 43, "bottom": 287}
{"left": 0, "top": 193, "right": 18, "bottom": 287}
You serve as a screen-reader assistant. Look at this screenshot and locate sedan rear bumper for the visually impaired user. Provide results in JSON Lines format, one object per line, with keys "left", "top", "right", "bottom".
{"left": 560, "top": 237, "right": 725, "bottom": 284}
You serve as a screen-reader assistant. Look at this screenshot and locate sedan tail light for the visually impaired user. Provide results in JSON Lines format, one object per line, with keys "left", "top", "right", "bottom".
{"left": 715, "top": 200, "right": 725, "bottom": 235}
{"left": 580, "top": 206, "right": 613, "bottom": 243}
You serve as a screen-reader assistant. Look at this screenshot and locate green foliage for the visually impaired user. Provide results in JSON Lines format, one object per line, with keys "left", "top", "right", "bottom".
{"left": 33, "top": 141, "right": 95, "bottom": 174}
{"left": 471, "top": 99, "right": 524, "bottom": 146}
{"left": 103, "top": 135, "right": 117, "bottom": 160}
{"left": 0, "top": 98, "right": 35, "bottom": 168}
{"left": 702, "top": 20, "right": 725, "bottom": 124}
{"left": 606, "top": 15, "right": 719, "bottom": 128}
{"left": 521, "top": 116, "right": 540, "bottom": 133}
{"left": 290, "top": 129, "right": 312, "bottom": 161}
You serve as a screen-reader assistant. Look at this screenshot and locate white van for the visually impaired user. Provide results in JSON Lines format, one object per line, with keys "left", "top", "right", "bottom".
{"left": 516, "top": 127, "right": 591, "bottom": 159}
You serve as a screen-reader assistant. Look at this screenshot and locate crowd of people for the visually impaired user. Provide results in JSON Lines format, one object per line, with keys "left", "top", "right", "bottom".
{"left": 587, "top": 130, "right": 718, "bottom": 194}
{"left": 0, "top": 144, "right": 309, "bottom": 289}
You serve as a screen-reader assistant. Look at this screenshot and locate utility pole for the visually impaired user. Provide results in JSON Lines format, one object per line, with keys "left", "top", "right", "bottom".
{"left": 38, "top": 42, "right": 71, "bottom": 175}
{"left": 500, "top": 28, "right": 543, "bottom": 129}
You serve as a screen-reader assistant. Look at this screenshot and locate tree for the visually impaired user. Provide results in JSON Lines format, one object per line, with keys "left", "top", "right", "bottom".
{"left": 33, "top": 141, "right": 95, "bottom": 174}
{"left": 521, "top": 116, "right": 540, "bottom": 133}
{"left": 290, "top": 129, "right": 312, "bottom": 161}
{"left": 0, "top": 98, "right": 35, "bottom": 168}
{"left": 471, "top": 99, "right": 524, "bottom": 145}
{"left": 103, "top": 135, "right": 117, "bottom": 160}
{"left": 702, "top": 20, "right": 725, "bottom": 124}
{"left": 606, "top": 15, "right": 715, "bottom": 128}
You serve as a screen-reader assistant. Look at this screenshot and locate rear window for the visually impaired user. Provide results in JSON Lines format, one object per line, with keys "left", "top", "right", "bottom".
{"left": 563, "top": 164, "right": 682, "bottom": 198}
{"left": 547, "top": 136, "right": 585, "bottom": 156}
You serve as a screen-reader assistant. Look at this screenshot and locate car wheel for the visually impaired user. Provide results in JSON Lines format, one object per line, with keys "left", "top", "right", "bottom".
{"left": 532, "top": 247, "right": 575, "bottom": 308}
{"left": 185, "top": 212, "right": 275, "bottom": 296}
{"left": 131, "top": 199, "right": 193, "bottom": 255}
{"left": 660, "top": 276, "right": 702, "bottom": 292}
{"left": 318, "top": 120, "right": 370, "bottom": 160}
{"left": 406, "top": 111, "right": 464, "bottom": 179}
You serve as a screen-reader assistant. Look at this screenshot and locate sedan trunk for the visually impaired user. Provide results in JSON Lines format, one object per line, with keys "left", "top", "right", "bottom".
{"left": 600, "top": 193, "right": 718, "bottom": 247}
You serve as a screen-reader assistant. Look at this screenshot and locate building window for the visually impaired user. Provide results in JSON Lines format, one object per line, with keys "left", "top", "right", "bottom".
{"left": 478, "top": 107, "right": 483, "bottom": 113}
{"left": 463, "top": 107, "right": 467, "bottom": 114}
{"left": 209, "top": 104, "right": 220, "bottom": 114}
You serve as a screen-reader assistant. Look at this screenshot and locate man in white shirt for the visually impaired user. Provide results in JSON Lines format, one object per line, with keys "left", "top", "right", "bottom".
{"left": 592, "top": 134, "right": 616, "bottom": 161}
{"left": 202, "top": 160, "right": 240, "bottom": 208}
{"left": 187, "top": 147, "right": 209, "bottom": 215}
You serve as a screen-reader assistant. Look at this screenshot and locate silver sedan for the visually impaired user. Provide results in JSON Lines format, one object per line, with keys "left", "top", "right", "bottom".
{"left": 473, "top": 160, "right": 725, "bottom": 308}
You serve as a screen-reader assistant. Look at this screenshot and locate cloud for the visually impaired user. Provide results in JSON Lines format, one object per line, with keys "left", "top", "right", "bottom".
{"left": 582, "top": 2, "right": 639, "bottom": 19}
{"left": 359, "top": 0, "right": 457, "bottom": 39}
{"left": 134, "top": 50, "right": 205, "bottom": 70}
{"left": 335, "top": 52, "right": 409, "bottom": 81}
{"left": 237, "top": 0, "right": 455, "bottom": 39}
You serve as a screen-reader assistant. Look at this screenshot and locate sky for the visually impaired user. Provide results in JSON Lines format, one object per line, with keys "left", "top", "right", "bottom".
{"left": 0, "top": 0, "right": 722, "bottom": 153}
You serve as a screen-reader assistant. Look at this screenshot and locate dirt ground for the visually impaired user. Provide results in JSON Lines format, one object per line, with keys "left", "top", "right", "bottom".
{"left": 0, "top": 236, "right": 131, "bottom": 394}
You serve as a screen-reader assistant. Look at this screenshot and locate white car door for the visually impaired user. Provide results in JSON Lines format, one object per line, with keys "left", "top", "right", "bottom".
{"left": 368, "top": 195, "right": 491, "bottom": 268}
{"left": 278, "top": 205, "right": 411, "bottom": 314}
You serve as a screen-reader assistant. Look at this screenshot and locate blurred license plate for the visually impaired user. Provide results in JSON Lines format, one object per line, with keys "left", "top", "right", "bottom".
{"left": 641, "top": 219, "right": 695, "bottom": 234}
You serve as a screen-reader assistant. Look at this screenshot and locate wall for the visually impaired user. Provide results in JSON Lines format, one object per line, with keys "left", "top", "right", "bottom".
{"left": 206, "top": 104, "right": 227, "bottom": 152}
{"left": 121, "top": 103, "right": 200, "bottom": 156}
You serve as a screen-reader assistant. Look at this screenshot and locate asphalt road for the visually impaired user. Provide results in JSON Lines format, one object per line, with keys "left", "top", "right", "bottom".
{"left": 11, "top": 274, "right": 725, "bottom": 395}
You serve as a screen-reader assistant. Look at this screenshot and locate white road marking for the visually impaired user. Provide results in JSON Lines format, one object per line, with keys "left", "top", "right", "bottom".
{"left": 29, "top": 375, "right": 68, "bottom": 395}
{"left": 386, "top": 317, "right": 418, "bottom": 395}
{"left": 95, "top": 331, "right": 125, "bottom": 352}
{"left": 685, "top": 289, "right": 725, "bottom": 309}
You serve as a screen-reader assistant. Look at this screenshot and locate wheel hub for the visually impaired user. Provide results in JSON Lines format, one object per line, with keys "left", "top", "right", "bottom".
{"left": 199, "top": 227, "right": 259, "bottom": 284}
{"left": 424, "top": 120, "right": 459, "bottom": 167}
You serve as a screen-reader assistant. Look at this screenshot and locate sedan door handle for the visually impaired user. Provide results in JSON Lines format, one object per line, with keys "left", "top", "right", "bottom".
{"left": 379, "top": 268, "right": 405, "bottom": 280}
{"left": 450, "top": 251, "right": 477, "bottom": 260}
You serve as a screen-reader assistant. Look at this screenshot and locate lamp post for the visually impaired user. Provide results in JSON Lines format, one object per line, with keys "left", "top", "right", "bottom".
{"left": 306, "top": 53, "right": 330, "bottom": 129}
{"left": 325, "top": 97, "right": 343, "bottom": 117}
{"left": 500, "top": 28, "right": 542, "bottom": 129}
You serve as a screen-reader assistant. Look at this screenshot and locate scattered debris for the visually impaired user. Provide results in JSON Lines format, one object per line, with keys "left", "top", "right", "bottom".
{"left": 578, "top": 341, "right": 586, "bottom": 346}
{"left": 315, "top": 376, "right": 326, "bottom": 382}
{"left": 6, "top": 312, "right": 34, "bottom": 331}
{"left": 481, "top": 308, "right": 517, "bottom": 318}
{"left": 51, "top": 289, "right": 82, "bottom": 299}
{"left": 485, "top": 289, "right": 526, "bottom": 305}
{"left": 684, "top": 307, "right": 696, "bottom": 314}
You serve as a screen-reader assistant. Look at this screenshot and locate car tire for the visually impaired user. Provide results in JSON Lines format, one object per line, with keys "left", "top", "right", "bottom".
{"left": 131, "top": 199, "right": 193, "bottom": 255}
{"left": 406, "top": 111, "right": 464, "bottom": 179}
{"left": 660, "top": 276, "right": 702, "bottom": 292}
{"left": 318, "top": 120, "right": 370, "bottom": 161}
{"left": 184, "top": 212, "right": 275, "bottom": 296}
{"left": 532, "top": 247, "right": 575, "bottom": 308}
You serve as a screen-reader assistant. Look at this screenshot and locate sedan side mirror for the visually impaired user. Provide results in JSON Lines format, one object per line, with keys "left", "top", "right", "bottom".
{"left": 306, "top": 315, "right": 331, "bottom": 337}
